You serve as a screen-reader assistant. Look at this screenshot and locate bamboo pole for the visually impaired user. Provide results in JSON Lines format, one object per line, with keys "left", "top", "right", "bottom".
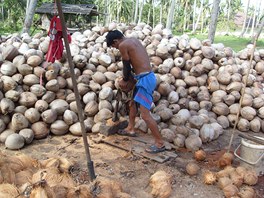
{"left": 55, "top": 0, "right": 96, "bottom": 181}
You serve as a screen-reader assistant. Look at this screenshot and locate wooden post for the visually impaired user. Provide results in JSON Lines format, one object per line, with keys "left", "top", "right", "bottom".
{"left": 55, "top": 0, "right": 96, "bottom": 181}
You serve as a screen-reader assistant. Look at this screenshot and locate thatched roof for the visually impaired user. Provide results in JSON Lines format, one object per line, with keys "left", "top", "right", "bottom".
{"left": 35, "top": 3, "right": 100, "bottom": 16}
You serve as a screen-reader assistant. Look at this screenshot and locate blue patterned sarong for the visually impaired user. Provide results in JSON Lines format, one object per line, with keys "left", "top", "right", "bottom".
{"left": 133, "top": 71, "right": 156, "bottom": 110}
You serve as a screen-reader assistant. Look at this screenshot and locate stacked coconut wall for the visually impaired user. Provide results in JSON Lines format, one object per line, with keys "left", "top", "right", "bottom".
{"left": 0, "top": 22, "right": 264, "bottom": 150}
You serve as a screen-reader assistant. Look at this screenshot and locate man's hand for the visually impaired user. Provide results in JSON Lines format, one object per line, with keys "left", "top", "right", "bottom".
{"left": 118, "top": 77, "right": 136, "bottom": 93}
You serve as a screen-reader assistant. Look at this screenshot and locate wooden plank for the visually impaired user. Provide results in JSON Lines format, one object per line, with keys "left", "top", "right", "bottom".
{"left": 101, "top": 134, "right": 178, "bottom": 163}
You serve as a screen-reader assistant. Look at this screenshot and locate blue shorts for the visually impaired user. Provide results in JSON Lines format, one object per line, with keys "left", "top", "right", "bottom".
{"left": 133, "top": 71, "right": 156, "bottom": 110}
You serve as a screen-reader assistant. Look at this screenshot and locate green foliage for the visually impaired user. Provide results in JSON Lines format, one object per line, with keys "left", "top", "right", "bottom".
{"left": 188, "top": 34, "right": 264, "bottom": 52}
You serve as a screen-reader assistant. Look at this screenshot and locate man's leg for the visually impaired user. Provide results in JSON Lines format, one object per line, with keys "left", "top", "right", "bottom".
{"left": 125, "top": 100, "right": 137, "bottom": 133}
{"left": 140, "top": 105, "right": 164, "bottom": 148}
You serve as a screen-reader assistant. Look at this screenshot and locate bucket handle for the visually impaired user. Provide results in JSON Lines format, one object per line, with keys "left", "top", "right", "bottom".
{"left": 234, "top": 144, "right": 264, "bottom": 165}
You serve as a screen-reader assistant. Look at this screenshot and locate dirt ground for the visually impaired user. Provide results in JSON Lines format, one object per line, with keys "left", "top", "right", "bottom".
{"left": 1, "top": 128, "right": 264, "bottom": 198}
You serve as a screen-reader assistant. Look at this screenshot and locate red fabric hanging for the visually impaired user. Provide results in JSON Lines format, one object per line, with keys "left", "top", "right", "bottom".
{"left": 46, "top": 15, "right": 71, "bottom": 63}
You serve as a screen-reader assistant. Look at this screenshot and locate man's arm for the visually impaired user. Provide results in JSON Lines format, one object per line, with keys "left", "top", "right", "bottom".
{"left": 119, "top": 44, "right": 132, "bottom": 81}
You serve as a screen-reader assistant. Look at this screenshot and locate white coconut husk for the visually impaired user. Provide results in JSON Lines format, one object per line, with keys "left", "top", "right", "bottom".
{"left": 19, "top": 128, "right": 34, "bottom": 144}
{"left": 0, "top": 129, "right": 15, "bottom": 143}
{"left": 19, "top": 92, "right": 37, "bottom": 107}
{"left": 1, "top": 61, "right": 17, "bottom": 76}
{"left": 185, "top": 135, "right": 202, "bottom": 151}
{"left": 1, "top": 76, "right": 17, "bottom": 92}
{"left": 0, "top": 183, "right": 20, "bottom": 197}
{"left": 4, "top": 90, "right": 20, "bottom": 102}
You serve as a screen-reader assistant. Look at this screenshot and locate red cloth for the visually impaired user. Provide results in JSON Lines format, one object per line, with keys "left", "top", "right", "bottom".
{"left": 46, "top": 16, "right": 71, "bottom": 63}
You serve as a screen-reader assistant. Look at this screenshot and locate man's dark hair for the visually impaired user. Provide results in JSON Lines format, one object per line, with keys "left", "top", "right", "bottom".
{"left": 105, "top": 30, "right": 124, "bottom": 47}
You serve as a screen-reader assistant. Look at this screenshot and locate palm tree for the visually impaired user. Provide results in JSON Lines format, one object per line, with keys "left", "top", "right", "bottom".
{"left": 166, "top": 0, "right": 176, "bottom": 29}
{"left": 240, "top": 0, "right": 250, "bottom": 37}
{"left": 208, "top": 0, "right": 221, "bottom": 43}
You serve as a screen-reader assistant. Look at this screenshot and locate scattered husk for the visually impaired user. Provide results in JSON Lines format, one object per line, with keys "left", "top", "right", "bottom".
{"left": 149, "top": 171, "right": 172, "bottom": 198}
{"left": 0, "top": 183, "right": 20, "bottom": 197}
{"left": 203, "top": 171, "right": 217, "bottom": 185}
{"left": 194, "top": 150, "right": 206, "bottom": 161}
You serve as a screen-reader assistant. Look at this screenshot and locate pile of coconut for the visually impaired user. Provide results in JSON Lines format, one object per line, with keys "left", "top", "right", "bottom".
{"left": 0, "top": 151, "right": 132, "bottom": 197}
{"left": 0, "top": 22, "right": 264, "bottom": 150}
{"left": 184, "top": 150, "right": 258, "bottom": 198}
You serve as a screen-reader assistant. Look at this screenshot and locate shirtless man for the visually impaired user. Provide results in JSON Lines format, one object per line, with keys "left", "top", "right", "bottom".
{"left": 106, "top": 30, "right": 165, "bottom": 153}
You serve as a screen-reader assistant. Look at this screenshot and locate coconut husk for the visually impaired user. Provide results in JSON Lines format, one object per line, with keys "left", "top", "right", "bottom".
{"left": 32, "top": 168, "right": 76, "bottom": 189}
{"left": 58, "top": 157, "right": 75, "bottom": 173}
{"left": 15, "top": 153, "right": 40, "bottom": 169}
{"left": 39, "top": 158, "right": 60, "bottom": 169}
{"left": 0, "top": 165, "right": 16, "bottom": 184}
{"left": 243, "top": 170, "right": 258, "bottom": 186}
{"left": 230, "top": 171, "right": 243, "bottom": 187}
{"left": 0, "top": 183, "right": 20, "bottom": 197}
{"left": 15, "top": 169, "right": 33, "bottom": 187}
{"left": 5, "top": 156, "right": 25, "bottom": 173}
{"left": 29, "top": 181, "right": 56, "bottom": 198}
{"left": 223, "top": 184, "right": 239, "bottom": 198}
{"left": 217, "top": 152, "right": 234, "bottom": 168}
{"left": 149, "top": 170, "right": 172, "bottom": 198}
{"left": 89, "top": 177, "right": 130, "bottom": 198}
{"left": 194, "top": 150, "right": 206, "bottom": 161}
{"left": 52, "top": 185, "right": 69, "bottom": 198}
{"left": 67, "top": 185, "right": 92, "bottom": 198}
{"left": 203, "top": 171, "right": 217, "bottom": 185}
{"left": 238, "top": 186, "right": 256, "bottom": 198}
{"left": 216, "top": 166, "right": 235, "bottom": 179}
{"left": 218, "top": 177, "right": 233, "bottom": 190}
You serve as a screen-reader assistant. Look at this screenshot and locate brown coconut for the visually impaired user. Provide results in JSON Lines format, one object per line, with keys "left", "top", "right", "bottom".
{"left": 186, "top": 162, "right": 200, "bottom": 175}
{"left": 203, "top": 171, "right": 217, "bottom": 185}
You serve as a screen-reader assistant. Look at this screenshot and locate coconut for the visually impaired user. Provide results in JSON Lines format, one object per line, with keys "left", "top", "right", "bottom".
{"left": 11, "top": 113, "right": 29, "bottom": 131}
{"left": 218, "top": 153, "right": 234, "bottom": 168}
{"left": 0, "top": 98, "right": 15, "bottom": 115}
{"left": 19, "top": 92, "right": 38, "bottom": 107}
{"left": 185, "top": 135, "right": 202, "bottom": 151}
{"left": 223, "top": 184, "right": 239, "bottom": 198}
{"left": 203, "top": 171, "right": 217, "bottom": 185}
{"left": 173, "top": 134, "right": 186, "bottom": 148}
{"left": 238, "top": 186, "right": 256, "bottom": 198}
{"left": 218, "top": 177, "right": 233, "bottom": 190}
{"left": 194, "top": 150, "right": 206, "bottom": 161}
{"left": 19, "top": 128, "right": 34, "bottom": 144}
{"left": 5, "top": 133, "right": 25, "bottom": 150}
{"left": 49, "top": 99, "right": 69, "bottom": 115}
{"left": 50, "top": 120, "right": 69, "bottom": 136}
{"left": 149, "top": 171, "right": 172, "bottom": 198}
{"left": 186, "top": 162, "right": 200, "bottom": 175}
{"left": 0, "top": 129, "right": 15, "bottom": 143}
{"left": 230, "top": 171, "right": 243, "bottom": 187}
{"left": 31, "top": 121, "right": 50, "bottom": 139}
{"left": 243, "top": 170, "right": 258, "bottom": 186}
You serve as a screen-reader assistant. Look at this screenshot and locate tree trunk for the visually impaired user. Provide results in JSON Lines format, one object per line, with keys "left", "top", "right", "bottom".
{"left": 245, "top": 13, "right": 252, "bottom": 35}
{"left": 250, "top": 2, "right": 257, "bottom": 37}
{"left": 134, "top": 0, "right": 139, "bottom": 23}
{"left": 226, "top": 0, "right": 231, "bottom": 32}
{"left": 152, "top": 0, "right": 155, "bottom": 27}
{"left": 192, "top": 0, "right": 197, "bottom": 31}
{"left": 22, "top": 0, "right": 37, "bottom": 34}
{"left": 103, "top": 0, "right": 109, "bottom": 26}
{"left": 166, "top": 0, "right": 176, "bottom": 29}
{"left": 159, "top": 3, "right": 162, "bottom": 24}
{"left": 183, "top": 0, "right": 188, "bottom": 31}
{"left": 208, "top": 0, "right": 220, "bottom": 43}
{"left": 138, "top": 0, "right": 144, "bottom": 24}
{"left": 147, "top": 7, "right": 151, "bottom": 25}
{"left": 193, "top": 0, "right": 204, "bottom": 33}
{"left": 240, "top": 0, "right": 250, "bottom": 37}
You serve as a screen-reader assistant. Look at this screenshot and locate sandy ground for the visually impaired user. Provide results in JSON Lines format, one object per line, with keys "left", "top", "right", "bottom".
{"left": 1, "top": 129, "right": 264, "bottom": 198}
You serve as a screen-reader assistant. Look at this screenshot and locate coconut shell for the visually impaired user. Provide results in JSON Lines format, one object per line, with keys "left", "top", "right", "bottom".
{"left": 223, "top": 184, "right": 239, "bottom": 198}
{"left": 218, "top": 177, "right": 233, "bottom": 190}
{"left": 31, "top": 121, "right": 50, "bottom": 139}
{"left": 230, "top": 171, "right": 243, "bottom": 187}
{"left": 243, "top": 170, "right": 258, "bottom": 186}
{"left": 217, "top": 153, "right": 234, "bottom": 168}
{"left": 238, "top": 186, "right": 256, "bottom": 198}
{"left": 194, "top": 150, "right": 206, "bottom": 161}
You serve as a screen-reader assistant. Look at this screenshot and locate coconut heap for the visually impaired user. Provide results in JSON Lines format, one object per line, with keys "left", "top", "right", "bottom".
{"left": 0, "top": 22, "right": 264, "bottom": 150}
{"left": 0, "top": 152, "right": 131, "bottom": 197}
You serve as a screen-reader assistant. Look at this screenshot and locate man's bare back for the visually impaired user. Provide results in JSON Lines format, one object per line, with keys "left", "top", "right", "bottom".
{"left": 119, "top": 38, "right": 152, "bottom": 75}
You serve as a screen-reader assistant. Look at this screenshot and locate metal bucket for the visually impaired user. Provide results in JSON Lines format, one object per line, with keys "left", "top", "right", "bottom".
{"left": 234, "top": 136, "right": 264, "bottom": 176}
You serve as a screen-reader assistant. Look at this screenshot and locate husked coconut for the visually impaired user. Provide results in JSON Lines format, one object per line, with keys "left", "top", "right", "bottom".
{"left": 27, "top": 55, "right": 42, "bottom": 67}
{"left": 41, "top": 109, "right": 57, "bottom": 124}
{"left": 23, "top": 74, "right": 40, "bottom": 86}
{"left": 200, "top": 124, "right": 215, "bottom": 143}
{"left": 31, "top": 121, "right": 50, "bottom": 139}
{"left": 35, "top": 100, "right": 49, "bottom": 112}
{"left": 45, "top": 79, "right": 59, "bottom": 92}
{"left": 237, "top": 118, "right": 250, "bottom": 132}
{"left": 185, "top": 135, "right": 202, "bottom": 151}
{"left": 11, "top": 113, "right": 29, "bottom": 131}
{"left": 24, "top": 108, "right": 40, "bottom": 123}
{"left": 188, "top": 115, "right": 204, "bottom": 129}
{"left": 1, "top": 61, "right": 17, "bottom": 76}
{"left": 5, "top": 134, "right": 25, "bottom": 150}
{"left": 94, "top": 108, "right": 112, "bottom": 122}
{"left": 250, "top": 118, "right": 261, "bottom": 132}
{"left": 240, "top": 106, "right": 256, "bottom": 121}
{"left": 4, "top": 90, "right": 20, "bottom": 102}
{"left": 212, "top": 102, "right": 229, "bottom": 116}
{"left": 19, "top": 92, "right": 38, "bottom": 107}
{"left": 50, "top": 120, "right": 69, "bottom": 135}
{"left": 19, "top": 128, "right": 34, "bottom": 144}
{"left": 49, "top": 99, "right": 69, "bottom": 115}
{"left": 0, "top": 98, "right": 15, "bottom": 114}
{"left": 2, "top": 45, "right": 19, "bottom": 61}
{"left": 173, "top": 134, "right": 186, "bottom": 147}
{"left": 0, "top": 129, "right": 14, "bottom": 143}
{"left": 160, "top": 128, "right": 175, "bottom": 142}
{"left": 84, "top": 101, "right": 99, "bottom": 117}
{"left": 63, "top": 110, "right": 78, "bottom": 125}
{"left": 1, "top": 76, "right": 17, "bottom": 92}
